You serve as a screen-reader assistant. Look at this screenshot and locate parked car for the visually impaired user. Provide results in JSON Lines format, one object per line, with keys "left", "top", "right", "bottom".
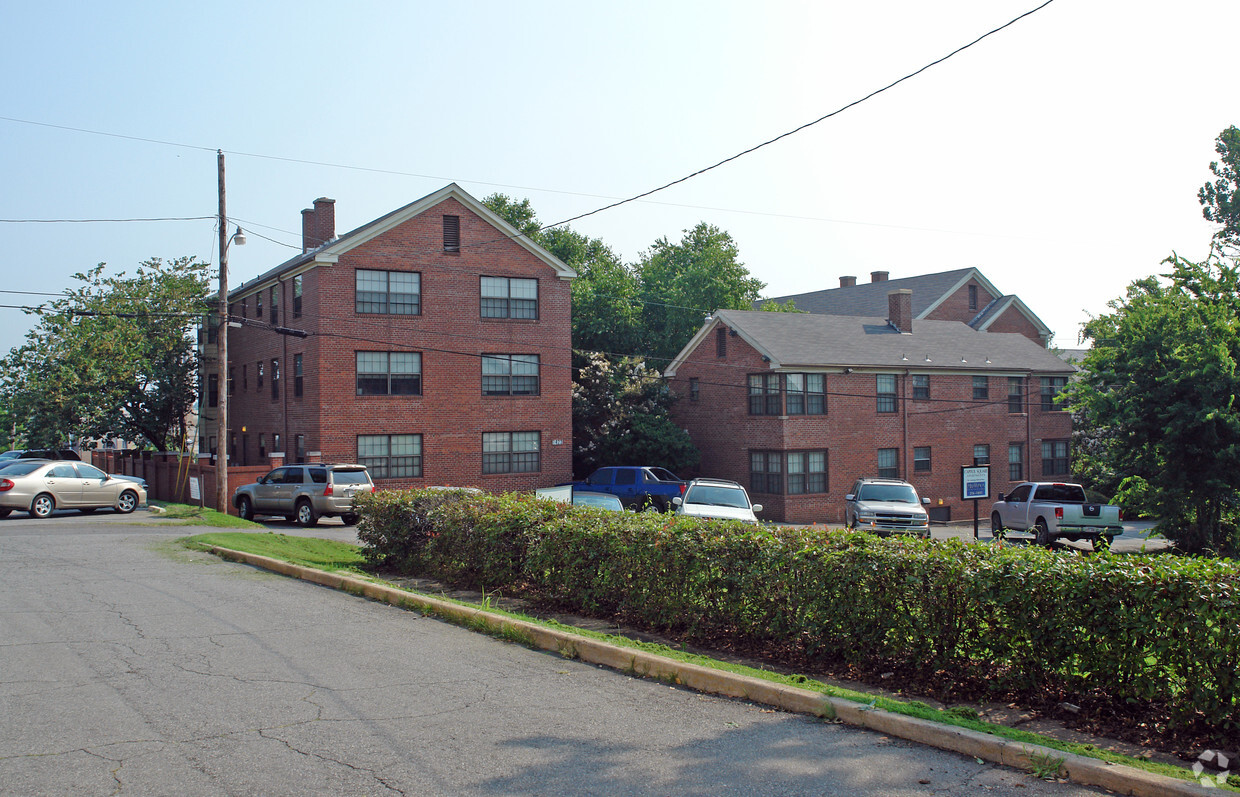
{"left": 991, "top": 482, "right": 1122, "bottom": 548}
{"left": 672, "top": 478, "right": 763, "bottom": 525}
{"left": 0, "top": 459, "right": 146, "bottom": 518}
{"left": 568, "top": 466, "right": 686, "bottom": 512}
{"left": 233, "top": 464, "right": 374, "bottom": 526}
{"left": 844, "top": 478, "right": 931, "bottom": 537}
{"left": 0, "top": 448, "right": 82, "bottom": 462}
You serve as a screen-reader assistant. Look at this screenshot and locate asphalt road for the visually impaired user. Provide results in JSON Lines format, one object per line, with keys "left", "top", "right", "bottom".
{"left": 0, "top": 510, "right": 1110, "bottom": 796}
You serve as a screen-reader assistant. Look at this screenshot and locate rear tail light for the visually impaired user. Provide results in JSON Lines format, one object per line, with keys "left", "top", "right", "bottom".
{"left": 1054, "top": 506, "right": 1064, "bottom": 519}
{"left": 680, "top": 483, "right": 687, "bottom": 495}
{"left": 0, "top": 478, "right": 11, "bottom": 492}
{"left": 324, "top": 482, "right": 334, "bottom": 496}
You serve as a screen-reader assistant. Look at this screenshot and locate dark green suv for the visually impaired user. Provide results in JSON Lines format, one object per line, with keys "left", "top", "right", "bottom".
{"left": 232, "top": 464, "right": 374, "bottom": 526}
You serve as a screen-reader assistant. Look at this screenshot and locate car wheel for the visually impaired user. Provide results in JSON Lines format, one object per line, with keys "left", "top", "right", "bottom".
{"left": 341, "top": 513, "right": 360, "bottom": 526}
{"left": 236, "top": 496, "right": 254, "bottom": 521}
{"left": 115, "top": 490, "right": 138, "bottom": 514}
{"left": 31, "top": 493, "right": 55, "bottom": 519}
{"left": 0, "top": 508, "right": 10, "bottom": 519}
{"left": 1034, "top": 519, "right": 1051, "bottom": 547}
{"left": 296, "top": 500, "right": 318, "bottom": 527}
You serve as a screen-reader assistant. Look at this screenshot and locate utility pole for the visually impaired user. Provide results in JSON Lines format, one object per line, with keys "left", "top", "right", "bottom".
{"left": 216, "top": 150, "right": 230, "bottom": 514}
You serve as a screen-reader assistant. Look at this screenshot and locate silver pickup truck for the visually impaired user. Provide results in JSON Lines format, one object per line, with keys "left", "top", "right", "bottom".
{"left": 990, "top": 481, "right": 1122, "bottom": 548}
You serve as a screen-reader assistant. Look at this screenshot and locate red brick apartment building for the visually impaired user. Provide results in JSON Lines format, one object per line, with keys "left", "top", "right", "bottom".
{"left": 199, "top": 183, "right": 576, "bottom": 492}
{"left": 666, "top": 277, "right": 1075, "bottom": 524}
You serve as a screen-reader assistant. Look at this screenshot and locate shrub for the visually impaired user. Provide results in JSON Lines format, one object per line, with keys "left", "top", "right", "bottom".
{"left": 357, "top": 490, "right": 1240, "bottom": 729}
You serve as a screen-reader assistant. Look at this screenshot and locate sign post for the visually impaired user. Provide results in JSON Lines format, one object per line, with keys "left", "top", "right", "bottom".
{"left": 961, "top": 465, "right": 990, "bottom": 540}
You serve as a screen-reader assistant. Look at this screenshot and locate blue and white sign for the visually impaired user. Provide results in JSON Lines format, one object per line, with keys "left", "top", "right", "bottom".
{"left": 961, "top": 466, "right": 990, "bottom": 500}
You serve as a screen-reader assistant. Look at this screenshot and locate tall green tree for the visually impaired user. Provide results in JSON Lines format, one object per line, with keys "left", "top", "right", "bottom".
{"left": 1066, "top": 254, "right": 1240, "bottom": 554}
{"left": 637, "top": 223, "right": 765, "bottom": 364}
{"left": 1199, "top": 125, "right": 1240, "bottom": 249}
{"left": 0, "top": 257, "right": 211, "bottom": 451}
{"left": 572, "top": 353, "right": 699, "bottom": 477}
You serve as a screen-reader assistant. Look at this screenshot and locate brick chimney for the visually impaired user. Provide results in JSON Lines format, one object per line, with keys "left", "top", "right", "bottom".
{"left": 888, "top": 289, "right": 913, "bottom": 333}
{"left": 871, "top": 270, "right": 889, "bottom": 283}
{"left": 301, "top": 197, "right": 336, "bottom": 252}
{"left": 839, "top": 275, "right": 857, "bottom": 288}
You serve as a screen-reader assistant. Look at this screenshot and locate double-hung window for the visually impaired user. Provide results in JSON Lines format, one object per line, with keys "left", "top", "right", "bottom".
{"left": 482, "top": 431, "right": 540, "bottom": 474}
{"left": 270, "top": 286, "right": 279, "bottom": 323}
{"left": 271, "top": 358, "right": 280, "bottom": 399}
{"left": 359, "top": 434, "right": 423, "bottom": 479}
{"left": 293, "top": 275, "right": 303, "bottom": 317}
{"left": 356, "top": 352, "right": 422, "bottom": 396}
{"left": 482, "top": 354, "right": 539, "bottom": 395}
{"left": 973, "top": 444, "right": 990, "bottom": 466}
{"left": 876, "top": 375, "right": 898, "bottom": 413}
{"left": 877, "top": 447, "right": 899, "bottom": 478}
{"left": 1008, "top": 443, "right": 1024, "bottom": 480}
{"left": 749, "top": 451, "right": 782, "bottom": 494}
{"left": 356, "top": 269, "right": 421, "bottom": 315}
{"left": 914, "top": 446, "right": 932, "bottom": 472}
{"left": 293, "top": 354, "right": 304, "bottom": 398}
{"left": 1041, "top": 376, "right": 1068, "bottom": 411}
{"left": 912, "top": 374, "right": 930, "bottom": 400}
{"left": 1041, "top": 440, "right": 1069, "bottom": 475}
{"left": 787, "top": 451, "right": 827, "bottom": 495}
{"left": 748, "top": 374, "right": 780, "bottom": 415}
{"left": 1008, "top": 377, "right": 1024, "bottom": 413}
{"left": 481, "top": 277, "right": 538, "bottom": 319}
{"left": 785, "top": 373, "right": 826, "bottom": 415}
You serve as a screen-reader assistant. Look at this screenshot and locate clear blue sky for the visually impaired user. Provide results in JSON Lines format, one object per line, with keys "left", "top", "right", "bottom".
{"left": 2, "top": 0, "right": 1234, "bottom": 356}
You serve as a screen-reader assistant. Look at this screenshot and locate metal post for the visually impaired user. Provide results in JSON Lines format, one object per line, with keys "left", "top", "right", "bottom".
{"left": 215, "top": 150, "right": 229, "bottom": 514}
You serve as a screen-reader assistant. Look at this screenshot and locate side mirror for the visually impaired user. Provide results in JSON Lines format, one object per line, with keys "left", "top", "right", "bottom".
{"left": 672, "top": 496, "right": 683, "bottom": 506}
{"left": 921, "top": 497, "right": 930, "bottom": 505}
{"left": 752, "top": 504, "right": 763, "bottom": 513}
{"left": 844, "top": 493, "right": 855, "bottom": 501}
{"left": 997, "top": 492, "right": 1006, "bottom": 503}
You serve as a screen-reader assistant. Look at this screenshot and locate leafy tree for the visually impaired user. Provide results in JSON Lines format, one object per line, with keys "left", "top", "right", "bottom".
{"left": 1066, "top": 254, "right": 1240, "bottom": 554}
{"left": 759, "top": 298, "right": 804, "bottom": 313}
{"left": 637, "top": 223, "right": 765, "bottom": 364}
{"left": 571, "top": 353, "right": 699, "bottom": 477}
{"left": 0, "top": 257, "right": 211, "bottom": 451}
{"left": 1199, "top": 125, "right": 1240, "bottom": 249}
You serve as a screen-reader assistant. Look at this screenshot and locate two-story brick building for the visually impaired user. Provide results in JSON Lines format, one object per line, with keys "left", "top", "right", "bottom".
{"left": 199, "top": 183, "right": 575, "bottom": 492}
{"left": 664, "top": 288, "right": 1075, "bottom": 524}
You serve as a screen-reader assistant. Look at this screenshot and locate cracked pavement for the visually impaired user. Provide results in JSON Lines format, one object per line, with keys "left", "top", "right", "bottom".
{"left": 0, "top": 515, "right": 1109, "bottom": 796}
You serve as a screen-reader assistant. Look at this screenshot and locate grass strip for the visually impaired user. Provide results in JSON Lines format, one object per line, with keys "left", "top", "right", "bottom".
{"left": 152, "top": 502, "right": 261, "bottom": 529}
{"left": 180, "top": 532, "right": 1225, "bottom": 789}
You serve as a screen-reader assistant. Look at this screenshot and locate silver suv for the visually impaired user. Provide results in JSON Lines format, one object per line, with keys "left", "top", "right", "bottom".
{"left": 844, "top": 477, "right": 931, "bottom": 537}
{"left": 233, "top": 464, "right": 374, "bottom": 526}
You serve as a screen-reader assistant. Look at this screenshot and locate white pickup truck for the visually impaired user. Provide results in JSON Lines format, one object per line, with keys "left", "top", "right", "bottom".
{"left": 990, "top": 482, "right": 1122, "bottom": 548}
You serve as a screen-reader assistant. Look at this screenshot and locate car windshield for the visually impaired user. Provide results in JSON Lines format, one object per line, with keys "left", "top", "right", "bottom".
{"left": 0, "top": 460, "right": 44, "bottom": 476}
{"left": 331, "top": 469, "right": 371, "bottom": 485}
{"left": 645, "top": 468, "right": 679, "bottom": 482}
{"left": 1035, "top": 484, "right": 1087, "bottom": 503}
{"left": 0, "top": 451, "right": 20, "bottom": 461}
{"left": 858, "top": 483, "right": 919, "bottom": 503}
{"left": 684, "top": 484, "right": 750, "bottom": 508}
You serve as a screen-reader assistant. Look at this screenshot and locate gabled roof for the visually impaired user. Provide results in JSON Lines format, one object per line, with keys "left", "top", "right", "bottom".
{"left": 755, "top": 267, "right": 1052, "bottom": 339}
{"left": 664, "top": 309, "right": 1076, "bottom": 377}
{"left": 230, "top": 183, "right": 575, "bottom": 299}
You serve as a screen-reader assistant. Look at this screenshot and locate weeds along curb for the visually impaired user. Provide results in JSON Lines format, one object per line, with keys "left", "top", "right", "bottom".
{"left": 208, "top": 546, "right": 1216, "bottom": 797}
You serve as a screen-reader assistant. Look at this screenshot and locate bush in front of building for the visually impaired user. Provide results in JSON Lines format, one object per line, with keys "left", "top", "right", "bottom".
{"left": 354, "top": 488, "right": 1240, "bottom": 731}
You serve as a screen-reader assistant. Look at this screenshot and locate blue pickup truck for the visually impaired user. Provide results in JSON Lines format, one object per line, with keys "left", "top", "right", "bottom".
{"left": 571, "top": 466, "right": 686, "bottom": 512}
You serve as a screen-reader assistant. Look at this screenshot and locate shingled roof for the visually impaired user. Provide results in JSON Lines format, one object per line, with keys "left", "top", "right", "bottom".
{"left": 756, "top": 268, "right": 976, "bottom": 317}
{"left": 664, "top": 309, "right": 1076, "bottom": 377}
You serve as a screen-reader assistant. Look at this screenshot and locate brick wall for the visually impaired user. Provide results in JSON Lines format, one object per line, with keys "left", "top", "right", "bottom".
{"left": 670, "top": 322, "right": 1073, "bottom": 524}
{"left": 925, "top": 280, "right": 1044, "bottom": 345}
{"left": 224, "top": 195, "right": 573, "bottom": 492}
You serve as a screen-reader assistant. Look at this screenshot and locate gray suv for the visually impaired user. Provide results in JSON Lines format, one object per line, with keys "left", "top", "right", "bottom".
{"left": 844, "top": 477, "right": 931, "bottom": 537}
{"left": 233, "top": 464, "right": 374, "bottom": 526}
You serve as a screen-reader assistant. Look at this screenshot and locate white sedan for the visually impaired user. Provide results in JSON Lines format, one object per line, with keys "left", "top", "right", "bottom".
{"left": 0, "top": 459, "right": 147, "bottom": 518}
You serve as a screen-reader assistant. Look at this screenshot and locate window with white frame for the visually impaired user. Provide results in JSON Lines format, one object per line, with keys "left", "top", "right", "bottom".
{"left": 356, "top": 269, "right": 421, "bottom": 315}
{"left": 356, "top": 352, "right": 422, "bottom": 396}
{"left": 481, "top": 277, "right": 538, "bottom": 319}
{"left": 482, "top": 431, "right": 540, "bottom": 474}
{"left": 482, "top": 354, "right": 539, "bottom": 395}
{"left": 359, "top": 434, "right": 422, "bottom": 479}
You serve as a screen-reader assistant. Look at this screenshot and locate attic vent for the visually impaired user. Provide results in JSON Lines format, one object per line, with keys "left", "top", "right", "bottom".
{"left": 443, "top": 215, "right": 461, "bottom": 253}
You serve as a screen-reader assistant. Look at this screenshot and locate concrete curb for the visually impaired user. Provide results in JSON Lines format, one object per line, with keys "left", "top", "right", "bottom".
{"left": 209, "top": 546, "right": 1216, "bottom": 797}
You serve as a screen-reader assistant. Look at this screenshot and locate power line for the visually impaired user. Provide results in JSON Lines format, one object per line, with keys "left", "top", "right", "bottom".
{"left": 0, "top": 216, "right": 214, "bottom": 224}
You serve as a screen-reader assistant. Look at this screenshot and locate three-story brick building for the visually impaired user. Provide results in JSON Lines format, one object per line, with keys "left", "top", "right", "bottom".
{"left": 200, "top": 183, "right": 575, "bottom": 492}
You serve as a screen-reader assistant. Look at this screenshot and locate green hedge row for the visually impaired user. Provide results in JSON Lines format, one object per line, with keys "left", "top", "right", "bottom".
{"left": 354, "top": 489, "right": 1240, "bottom": 729}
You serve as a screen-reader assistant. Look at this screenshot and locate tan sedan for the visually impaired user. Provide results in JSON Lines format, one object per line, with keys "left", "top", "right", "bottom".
{"left": 0, "top": 460, "right": 147, "bottom": 518}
